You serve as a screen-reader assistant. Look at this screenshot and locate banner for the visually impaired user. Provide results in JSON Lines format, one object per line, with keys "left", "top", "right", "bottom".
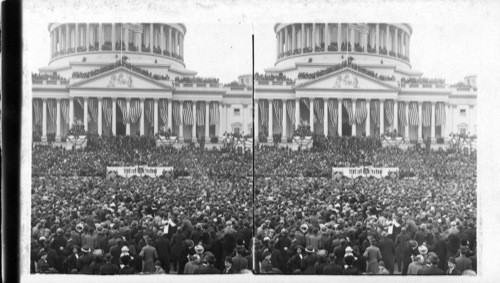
{"left": 107, "top": 166, "right": 173, "bottom": 178}
{"left": 332, "top": 166, "right": 399, "bottom": 179}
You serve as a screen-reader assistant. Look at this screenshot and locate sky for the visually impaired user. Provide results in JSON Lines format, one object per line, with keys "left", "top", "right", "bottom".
{"left": 24, "top": 1, "right": 486, "bottom": 85}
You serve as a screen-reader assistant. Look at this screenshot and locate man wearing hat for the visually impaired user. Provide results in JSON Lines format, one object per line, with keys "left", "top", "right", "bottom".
{"left": 418, "top": 254, "right": 445, "bottom": 275}
{"left": 378, "top": 231, "right": 395, "bottom": 274}
{"left": 109, "top": 237, "right": 124, "bottom": 268}
{"left": 90, "top": 249, "right": 105, "bottom": 274}
{"left": 154, "top": 230, "right": 171, "bottom": 273}
{"left": 99, "top": 253, "right": 119, "bottom": 275}
{"left": 364, "top": 238, "right": 382, "bottom": 274}
{"left": 455, "top": 246, "right": 472, "bottom": 273}
{"left": 232, "top": 246, "right": 248, "bottom": 273}
{"left": 37, "top": 249, "right": 49, "bottom": 273}
{"left": 77, "top": 245, "right": 93, "bottom": 274}
{"left": 223, "top": 256, "right": 236, "bottom": 274}
{"left": 301, "top": 245, "right": 318, "bottom": 274}
{"left": 446, "top": 257, "right": 461, "bottom": 275}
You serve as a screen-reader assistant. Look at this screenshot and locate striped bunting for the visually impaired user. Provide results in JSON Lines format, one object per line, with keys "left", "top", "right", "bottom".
{"left": 61, "top": 100, "right": 69, "bottom": 125}
{"left": 160, "top": 100, "right": 169, "bottom": 125}
{"left": 313, "top": 99, "right": 324, "bottom": 125}
{"left": 436, "top": 103, "right": 446, "bottom": 126}
{"left": 196, "top": 101, "right": 205, "bottom": 126}
{"left": 122, "top": 23, "right": 144, "bottom": 34}
{"left": 183, "top": 101, "right": 193, "bottom": 125}
{"left": 259, "top": 100, "right": 268, "bottom": 126}
{"left": 398, "top": 102, "right": 407, "bottom": 127}
{"left": 129, "top": 100, "right": 141, "bottom": 124}
{"left": 343, "top": 100, "right": 355, "bottom": 125}
{"left": 385, "top": 100, "right": 394, "bottom": 126}
{"left": 88, "top": 99, "right": 99, "bottom": 124}
{"left": 286, "top": 100, "right": 295, "bottom": 126}
{"left": 146, "top": 100, "right": 154, "bottom": 126}
{"left": 355, "top": 100, "right": 367, "bottom": 124}
{"left": 371, "top": 100, "right": 379, "bottom": 126}
{"left": 328, "top": 99, "right": 338, "bottom": 126}
{"left": 47, "top": 99, "right": 56, "bottom": 125}
{"left": 117, "top": 99, "right": 129, "bottom": 125}
{"left": 422, "top": 103, "right": 431, "bottom": 127}
{"left": 273, "top": 100, "right": 283, "bottom": 127}
{"left": 33, "top": 100, "right": 41, "bottom": 125}
{"left": 409, "top": 102, "right": 419, "bottom": 126}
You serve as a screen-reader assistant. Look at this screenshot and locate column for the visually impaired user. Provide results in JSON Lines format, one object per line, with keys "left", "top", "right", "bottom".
{"left": 366, "top": 99, "right": 371, "bottom": 136}
{"left": 168, "top": 27, "right": 172, "bottom": 53}
{"left": 323, "top": 98, "right": 328, "bottom": 136}
{"left": 337, "top": 23, "right": 342, "bottom": 46}
{"left": 295, "top": 98, "right": 300, "bottom": 130}
{"left": 430, "top": 102, "right": 436, "bottom": 142}
{"left": 254, "top": 100, "right": 259, "bottom": 139}
{"left": 42, "top": 99, "right": 47, "bottom": 141}
{"left": 225, "top": 103, "right": 229, "bottom": 133}
{"left": 205, "top": 102, "right": 210, "bottom": 143}
{"left": 160, "top": 24, "right": 165, "bottom": 51}
{"left": 83, "top": 98, "right": 88, "bottom": 132}
{"left": 301, "top": 24, "right": 305, "bottom": 49}
{"left": 66, "top": 24, "right": 70, "bottom": 50}
{"left": 324, "top": 23, "right": 328, "bottom": 51}
{"left": 418, "top": 101, "right": 423, "bottom": 142}
{"left": 242, "top": 104, "right": 247, "bottom": 135}
{"left": 111, "top": 23, "right": 115, "bottom": 48}
{"left": 379, "top": 99, "right": 384, "bottom": 136}
{"left": 175, "top": 29, "right": 179, "bottom": 55}
{"left": 405, "top": 102, "right": 410, "bottom": 142}
{"left": 445, "top": 102, "right": 451, "bottom": 139}
{"left": 154, "top": 98, "right": 159, "bottom": 134}
{"left": 192, "top": 101, "right": 197, "bottom": 141}
{"left": 292, "top": 24, "right": 296, "bottom": 51}
{"left": 278, "top": 30, "right": 283, "bottom": 55}
{"left": 125, "top": 98, "right": 130, "bottom": 135}
{"left": 285, "top": 27, "right": 289, "bottom": 52}
{"left": 385, "top": 24, "right": 389, "bottom": 50}
{"left": 56, "top": 99, "right": 61, "bottom": 141}
{"left": 268, "top": 99, "right": 273, "bottom": 142}
{"left": 337, "top": 99, "right": 342, "bottom": 136}
{"left": 150, "top": 23, "right": 154, "bottom": 52}
{"left": 98, "top": 98, "right": 102, "bottom": 136}
{"left": 469, "top": 104, "right": 473, "bottom": 135}
{"left": 86, "top": 23, "right": 90, "bottom": 49}
{"left": 276, "top": 33, "right": 280, "bottom": 59}
{"left": 364, "top": 29, "right": 368, "bottom": 52}
{"left": 219, "top": 102, "right": 225, "bottom": 138}
{"left": 69, "top": 98, "right": 74, "bottom": 129}
{"left": 350, "top": 28, "right": 355, "bottom": 51}
{"left": 352, "top": 99, "right": 357, "bottom": 136}
{"left": 393, "top": 99, "right": 398, "bottom": 132}
{"left": 309, "top": 98, "right": 314, "bottom": 132}
{"left": 376, "top": 23, "right": 379, "bottom": 53}
{"left": 179, "top": 101, "right": 184, "bottom": 141}
{"left": 394, "top": 28, "right": 398, "bottom": 55}
{"left": 140, "top": 98, "right": 145, "bottom": 136}
{"left": 282, "top": 100, "right": 287, "bottom": 142}
{"left": 312, "top": 23, "right": 316, "bottom": 50}
{"left": 112, "top": 98, "right": 116, "bottom": 135}
{"left": 75, "top": 24, "right": 79, "bottom": 49}
{"left": 57, "top": 26, "right": 61, "bottom": 51}
{"left": 167, "top": 99, "right": 173, "bottom": 130}
{"left": 124, "top": 25, "right": 129, "bottom": 51}
{"left": 98, "top": 23, "right": 102, "bottom": 50}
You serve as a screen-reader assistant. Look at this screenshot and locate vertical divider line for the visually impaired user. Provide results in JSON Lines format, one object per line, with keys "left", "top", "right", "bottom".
{"left": 251, "top": 33, "right": 256, "bottom": 274}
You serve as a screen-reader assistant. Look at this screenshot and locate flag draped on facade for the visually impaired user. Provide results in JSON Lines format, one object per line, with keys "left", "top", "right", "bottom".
{"left": 398, "top": 101, "right": 407, "bottom": 127}
{"left": 328, "top": 99, "right": 338, "bottom": 126}
{"left": 436, "top": 102, "right": 446, "bottom": 126}
{"left": 122, "top": 23, "right": 144, "bottom": 34}
{"left": 183, "top": 101, "right": 193, "bottom": 125}
{"left": 371, "top": 100, "right": 379, "bottom": 126}
{"left": 355, "top": 100, "right": 367, "bottom": 124}
{"left": 259, "top": 100, "right": 268, "bottom": 127}
{"left": 172, "top": 101, "right": 181, "bottom": 126}
{"left": 409, "top": 102, "right": 419, "bottom": 126}
{"left": 273, "top": 100, "right": 282, "bottom": 127}
{"left": 47, "top": 99, "right": 56, "bottom": 125}
{"left": 117, "top": 99, "right": 129, "bottom": 125}
{"left": 88, "top": 99, "right": 99, "bottom": 124}
{"left": 209, "top": 102, "right": 219, "bottom": 126}
{"left": 385, "top": 100, "right": 394, "bottom": 127}
{"left": 160, "top": 100, "right": 169, "bottom": 125}
{"left": 422, "top": 103, "right": 431, "bottom": 127}
{"left": 146, "top": 100, "right": 154, "bottom": 126}
{"left": 343, "top": 101, "right": 355, "bottom": 125}
{"left": 61, "top": 100, "right": 69, "bottom": 125}
{"left": 129, "top": 100, "right": 141, "bottom": 124}
{"left": 286, "top": 100, "right": 295, "bottom": 126}
{"left": 196, "top": 101, "right": 205, "bottom": 126}
{"left": 314, "top": 99, "right": 324, "bottom": 125}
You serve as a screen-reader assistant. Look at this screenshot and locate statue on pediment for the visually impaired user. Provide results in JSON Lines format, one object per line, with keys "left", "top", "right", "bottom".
{"left": 107, "top": 72, "right": 134, "bottom": 88}
{"left": 107, "top": 74, "right": 116, "bottom": 88}
{"left": 333, "top": 74, "right": 360, "bottom": 89}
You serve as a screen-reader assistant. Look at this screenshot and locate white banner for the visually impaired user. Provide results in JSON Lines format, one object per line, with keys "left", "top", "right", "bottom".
{"left": 332, "top": 166, "right": 399, "bottom": 179}
{"left": 107, "top": 166, "right": 174, "bottom": 178}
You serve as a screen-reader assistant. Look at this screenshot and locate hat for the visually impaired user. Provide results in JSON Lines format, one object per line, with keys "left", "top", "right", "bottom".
{"left": 38, "top": 249, "right": 48, "bottom": 257}
{"left": 121, "top": 246, "right": 129, "bottom": 253}
{"left": 225, "top": 256, "right": 233, "bottom": 264}
{"left": 263, "top": 236, "right": 270, "bottom": 242}
{"left": 226, "top": 220, "right": 232, "bottom": 225}
{"left": 300, "top": 224, "right": 308, "bottom": 232}
{"left": 262, "top": 251, "right": 272, "bottom": 259}
{"left": 154, "top": 260, "right": 162, "bottom": 266}
{"left": 81, "top": 245, "right": 91, "bottom": 253}
{"left": 305, "top": 245, "right": 315, "bottom": 253}
{"left": 195, "top": 245, "right": 204, "bottom": 254}
{"left": 448, "top": 257, "right": 456, "bottom": 264}
{"left": 317, "top": 249, "right": 327, "bottom": 258}
{"left": 76, "top": 223, "right": 84, "bottom": 231}
{"left": 261, "top": 260, "right": 273, "bottom": 272}
{"left": 345, "top": 246, "right": 353, "bottom": 253}
{"left": 38, "top": 236, "right": 46, "bottom": 242}
{"left": 429, "top": 254, "right": 439, "bottom": 264}
{"left": 418, "top": 245, "right": 428, "bottom": 254}
{"left": 93, "top": 249, "right": 104, "bottom": 257}
{"left": 56, "top": 228, "right": 64, "bottom": 235}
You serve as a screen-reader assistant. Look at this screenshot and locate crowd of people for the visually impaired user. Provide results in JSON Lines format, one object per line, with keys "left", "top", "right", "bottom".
{"left": 254, "top": 136, "right": 477, "bottom": 275}
{"left": 31, "top": 135, "right": 253, "bottom": 274}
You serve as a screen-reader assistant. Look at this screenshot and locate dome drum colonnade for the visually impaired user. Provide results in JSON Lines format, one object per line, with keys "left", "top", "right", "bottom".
{"left": 275, "top": 23, "right": 411, "bottom": 63}
{"left": 49, "top": 23, "right": 185, "bottom": 61}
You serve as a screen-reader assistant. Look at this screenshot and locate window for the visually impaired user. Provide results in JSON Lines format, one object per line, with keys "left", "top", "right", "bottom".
{"left": 460, "top": 109, "right": 466, "bottom": 116}
{"left": 234, "top": 108, "right": 240, "bottom": 116}
{"left": 233, "top": 127, "right": 240, "bottom": 135}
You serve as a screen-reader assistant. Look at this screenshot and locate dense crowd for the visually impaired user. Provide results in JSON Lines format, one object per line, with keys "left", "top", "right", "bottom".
{"left": 31, "top": 135, "right": 253, "bottom": 274}
{"left": 254, "top": 136, "right": 477, "bottom": 275}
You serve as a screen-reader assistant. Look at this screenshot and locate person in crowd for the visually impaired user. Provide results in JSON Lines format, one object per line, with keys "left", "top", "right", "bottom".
{"left": 364, "top": 238, "right": 382, "bottom": 274}
{"left": 139, "top": 237, "right": 158, "bottom": 273}
{"left": 223, "top": 256, "right": 236, "bottom": 274}
{"left": 407, "top": 254, "right": 425, "bottom": 275}
{"left": 446, "top": 257, "right": 460, "bottom": 275}
{"left": 99, "top": 254, "right": 119, "bottom": 275}
{"left": 184, "top": 254, "right": 201, "bottom": 274}
{"left": 418, "top": 253, "right": 445, "bottom": 275}
{"left": 154, "top": 260, "right": 165, "bottom": 274}
{"left": 455, "top": 246, "right": 472, "bottom": 273}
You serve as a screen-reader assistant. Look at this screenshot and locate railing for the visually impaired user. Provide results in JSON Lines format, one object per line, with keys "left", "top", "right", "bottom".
{"left": 174, "top": 82, "right": 223, "bottom": 88}
{"left": 51, "top": 45, "right": 184, "bottom": 62}
{"left": 255, "top": 80, "right": 295, "bottom": 86}
{"left": 32, "top": 79, "right": 69, "bottom": 85}
{"left": 400, "top": 83, "right": 475, "bottom": 91}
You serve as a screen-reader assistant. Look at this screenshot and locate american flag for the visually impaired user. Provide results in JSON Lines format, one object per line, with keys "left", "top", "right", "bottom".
{"left": 117, "top": 99, "right": 129, "bottom": 124}
{"left": 343, "top": 101, "right": 355, "bottom": 125}
{"left": 422, "top": 103, "right": 431, "bottom": 127}
{"left": 146, "top": 100, "right": 154, "bottom": 126}
{"left": 287, "top": 100, "right": 295, "bottom": 126}
{"left": 197, "top": 102, "right": 205, "bottom": 126}
{"left": 122, "top": 23, "right": 144, "bottom": 34}
{"left": 259, "top": 100, "right": 268, "bottom": 126}
{"left": 160, "top": 100, "right": 169, "bottom": 125}
{"left": 61, "top": 100, "right": 69, "bottom": 125}
{"left": 129, "top": 100, "right": 141, "bottom": 124}
{"left": 88, "top": 99, "right": 99, "bottom": 124}
{"left": 33, "top": 100, "right": 42, "bottom": 125}
{"left": 409, "top": 102, "right": 419, "bottom": 126}
{"left": 101, "top": 99, "right": 111, "bottom": 126}
{"left": 348, "top": 23, "right": 370, "bottom": 34}
{"left": 371, "top": 100, "right": 379, "bottom": 126}
{"left": 172, "top": 101, "right": 180, "bottom": 126}
{"left": 385, "top": 100, "right": 394, "bottom": 126}
{"left": 355, "top": 100, "right": 367, "bottom": 124}
{"left": 436, "top": 103, "right": 446, "bottom": 126}
{"left": 273, "top": 100, "right": 283, "bottom": 127}
{"left": 183, "top": 101, "right": 193, "bottom": 126}
{"left": 313, "top": 99, "right": 324, "bottom": 125}
{"left": 47, "top": 99, "right": 56, "bottom": 125}
{"left": 328, "top": 100, "right": 338, "bottom": 126}
{"left": 398, "top": 102, "right": 407, "bottom": 127}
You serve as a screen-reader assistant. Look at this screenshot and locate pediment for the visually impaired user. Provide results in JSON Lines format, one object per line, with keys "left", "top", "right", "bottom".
{"left": 68, "top": 67, "right": 173, "bottom": 90}
{"left": 295, "top": 68, "right": 399, "bottom": 91}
